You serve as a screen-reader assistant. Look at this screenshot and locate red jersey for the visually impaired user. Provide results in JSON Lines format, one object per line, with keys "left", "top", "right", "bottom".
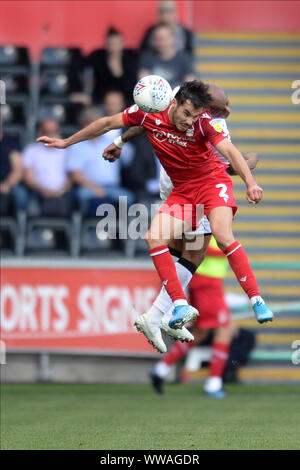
{"left": 122, "top": 104, "right": 228, "bottom": 188}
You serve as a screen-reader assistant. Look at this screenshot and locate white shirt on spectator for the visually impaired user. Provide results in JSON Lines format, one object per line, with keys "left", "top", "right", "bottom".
{"left": 23, "top": 143, "right": 68, "bottom": 191}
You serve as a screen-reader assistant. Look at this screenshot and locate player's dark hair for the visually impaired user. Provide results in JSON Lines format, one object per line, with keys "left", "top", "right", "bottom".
{"left": 175, "top": 81, "right": 211, "bottom": 109}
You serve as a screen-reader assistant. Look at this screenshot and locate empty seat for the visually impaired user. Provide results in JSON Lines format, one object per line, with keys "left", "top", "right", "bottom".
{"left": 0, "top": 45, "right": 30, "bottom": 65}
{"left": 1, "top": 72, "right": 29, "bottom": 95}
{"left": 40, "top": 47, "right": 83, "bottom": 69}
{"left": 0, "top": 46, "right": 30, "bottom": 73}
{"left": 40, "top": 70, "right": 83, "bottom": 100}
{"left": 38, "top": 101, "right": 84, "bottom": 126}
{"left": 2, "top": 102, "right": 26, "bottom": 125}
{"left": 2, "top": 102, "right": 27, "bottom": 144}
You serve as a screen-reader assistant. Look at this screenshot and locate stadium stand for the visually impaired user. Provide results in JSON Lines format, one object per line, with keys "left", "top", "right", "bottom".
{"left": 0, "top": 46, "right": 31, "bottom": 147}
{"left": 179, "top": 30, "right": 300, "bottom": 384}
{"left": 196, "top": 31, "right": 300, "bottom": 304}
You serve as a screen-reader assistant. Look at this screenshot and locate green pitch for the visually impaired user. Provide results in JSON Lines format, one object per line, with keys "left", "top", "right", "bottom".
{"left": 1, "top": 383, "right": 299, "bottom": 450}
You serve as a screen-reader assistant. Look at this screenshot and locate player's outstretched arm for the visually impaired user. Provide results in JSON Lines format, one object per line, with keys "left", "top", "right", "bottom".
{"left": 215, "top": 139, "right": 263, "bottom": 204}
{"left": 37, "top": 113, "right": 125, "bottom": 149}
{"left": 103, "top": 126, "right": 145, "bottom": 162}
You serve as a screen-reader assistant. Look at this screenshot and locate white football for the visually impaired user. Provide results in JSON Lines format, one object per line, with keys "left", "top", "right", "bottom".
{"left": 133, "top": 75, "right": 173, "bottom": 113}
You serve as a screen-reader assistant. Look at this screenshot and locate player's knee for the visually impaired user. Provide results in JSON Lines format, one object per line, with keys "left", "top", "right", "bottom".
{"left": 144, "top": 230, "right": 153, "bottom": 248}
{"left": 213, "top": 232, "right": 234, "bottom": 251}
{"left": 144, "top": 230, "right": 165, "bottom": 249}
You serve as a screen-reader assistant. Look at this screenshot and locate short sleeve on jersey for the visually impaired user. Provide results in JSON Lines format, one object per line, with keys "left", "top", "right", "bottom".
{"left": 122, "top": 105, "right": 147, "bottom": 127}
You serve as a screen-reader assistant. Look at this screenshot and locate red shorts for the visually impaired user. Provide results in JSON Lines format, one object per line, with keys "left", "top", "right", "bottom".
{"left": 159, "top": 167, "right": 237, "bottom": 228}
{"left": 188, "top": 275, "right": 230, "bottom": 329}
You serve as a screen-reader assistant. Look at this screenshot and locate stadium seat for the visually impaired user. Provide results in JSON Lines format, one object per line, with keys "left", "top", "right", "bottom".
{"left": 0, "top": 47, "right": 32, "bottom": 145}
{"left": 1, "top": 71, "right": 29, "bottom": 95}
{"left": 0, "top": 45, "right": 30, "bottom": 73}
{"left": 40, "top": 47, "right": 83, "bottom": 69}
{"left": 0, "top": 211, "right": 26, "bottom": 257}
{"left": 40, "top": 70, "right": 83, "bottom": 98}
{"left": 25, "top": 212, "right": 81, "bottom": 257}
{"left": 1, "top": 102, "right": 25, "bottom": 124}
{"left": 1, "top": 102, "right": 27, "bottom": 144}
{"left": 37, "top": 101, "right": 84, "bottom": 136}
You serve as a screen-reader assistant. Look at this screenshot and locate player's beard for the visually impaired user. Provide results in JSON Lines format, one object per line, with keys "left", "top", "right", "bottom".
{"left": 170, "top": 108, "right": 189, "bottom": 132}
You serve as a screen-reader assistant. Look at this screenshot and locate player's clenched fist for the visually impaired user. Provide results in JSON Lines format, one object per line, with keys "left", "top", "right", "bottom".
{"left": 36, "top": 136, "right": 68, "bottom": 149}
{"left": 103, "top": 143, "right": 122, "bottom": 162}
{"left": 246, "top": 183, "right": 263, "bottom": 204}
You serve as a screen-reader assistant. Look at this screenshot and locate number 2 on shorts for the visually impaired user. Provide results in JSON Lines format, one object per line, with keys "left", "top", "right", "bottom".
{"left": 216, "top": 183, "right": 229, "bottom": 202}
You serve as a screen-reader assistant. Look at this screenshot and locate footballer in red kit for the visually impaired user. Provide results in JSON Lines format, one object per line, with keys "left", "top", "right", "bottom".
{"left": 122, "top": 103, "right": 237, "bottom": 226}
{"left": 37, "top": 80, "right": 274, "bottom": 352}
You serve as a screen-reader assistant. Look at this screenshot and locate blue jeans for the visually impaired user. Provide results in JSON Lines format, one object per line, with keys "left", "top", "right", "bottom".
{"left": 10, "top": 184, "right": 29, "bottom": 212}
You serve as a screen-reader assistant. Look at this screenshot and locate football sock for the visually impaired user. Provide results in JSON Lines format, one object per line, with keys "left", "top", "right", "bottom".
{"left": 153, "top": 361, "right": 171, "bottom": 379}
{"left": 163, "top": 340, "right": 194, "bottom": 366}
{"left": 203, "top": 376, "right": 223, "bottom": 393}
{"left": 153, "top": 257, "right": 197, "bottom": 314}
{"left": 149, "top": 245, "right": 189, "bottom": 304}
{"left": 250, "top": 295, "right": 265, "bottom": 306}
{"left": 223, "top": 241, "right": 260, "bottom": 299}
{"left": 146, "top": 305, "right": 164, "bottom": 326}
{"left": 209, "top": 342, "right": 230, "bottom": 378}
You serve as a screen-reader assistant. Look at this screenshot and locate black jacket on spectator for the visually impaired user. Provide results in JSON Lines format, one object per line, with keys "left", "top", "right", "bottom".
{"left": 87, "top": 49, "right": 138, "bottom": 106}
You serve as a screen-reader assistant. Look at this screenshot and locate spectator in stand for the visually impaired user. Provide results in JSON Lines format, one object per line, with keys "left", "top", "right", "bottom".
{"left": 140, "top": 1, "right": 194, "bottom": 55}
{"left": 121, "top": 133, "right": 161, "bottom": 204}
{"left": 138, "top": 23, "right": 196, "bottom": 89}
{"left": 66, "top": 91, "right": 135, "bottom": 217}
{"left": 87, "top": 27, "right": 138, "bottom": 106}
{"left": 23, "top": 119, "right": 73, "bottom": 218}
{"left": 0, "top": 130, "right": 28, "bottom": 215}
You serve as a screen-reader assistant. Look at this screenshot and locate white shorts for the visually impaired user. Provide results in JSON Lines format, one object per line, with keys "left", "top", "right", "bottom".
{"left": 184, "top": 215, "right": 212, "bottom": 237}
{"left": 160, "top": 168, "right": 212, "bottom": 236}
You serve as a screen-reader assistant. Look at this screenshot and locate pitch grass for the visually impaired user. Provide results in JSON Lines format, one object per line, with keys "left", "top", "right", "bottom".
{"left": 1, "top": 383, "right": 300, "bottom": 450}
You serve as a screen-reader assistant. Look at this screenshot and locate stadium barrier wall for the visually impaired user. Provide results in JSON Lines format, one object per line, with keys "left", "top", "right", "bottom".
{"left": 1, "top": 261, "right": 162, "bottom": 355}
{"left": 1, "top": 1, "right": 298, "bottom": 61}
{"left": 0, "top": 260, "right": 168, "bottom": 383}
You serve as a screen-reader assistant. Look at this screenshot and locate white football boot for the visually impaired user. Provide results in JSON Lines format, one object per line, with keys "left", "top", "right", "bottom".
{"left": 134, "top": 313, "right": 167, "bottom": 353}
{"left": 160, "top": 313, "right": 194, "bottom": 342}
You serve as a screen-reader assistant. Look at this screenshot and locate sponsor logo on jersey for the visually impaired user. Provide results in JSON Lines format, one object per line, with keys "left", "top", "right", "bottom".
{"left": 240, "top": 276, "right": 247, "bottom": 282}
{"left": 153, "top": 129, "right": 167, "bottom": 143}
{"left": 202, "top": 113, "right": 211, "bottom": 119}
{"left": 209, "top": 119, "right": 223, "bottom": 133}
{"left": 153, "top": 129, "right": 196, "bottom": 147}
{"left": 155, "top": 119, "right": 162, "bottom": 126}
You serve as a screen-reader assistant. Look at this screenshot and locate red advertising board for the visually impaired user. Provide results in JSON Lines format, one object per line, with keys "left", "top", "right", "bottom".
{"left": 0, "top": 267, "right": 161, "bottom": 355}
